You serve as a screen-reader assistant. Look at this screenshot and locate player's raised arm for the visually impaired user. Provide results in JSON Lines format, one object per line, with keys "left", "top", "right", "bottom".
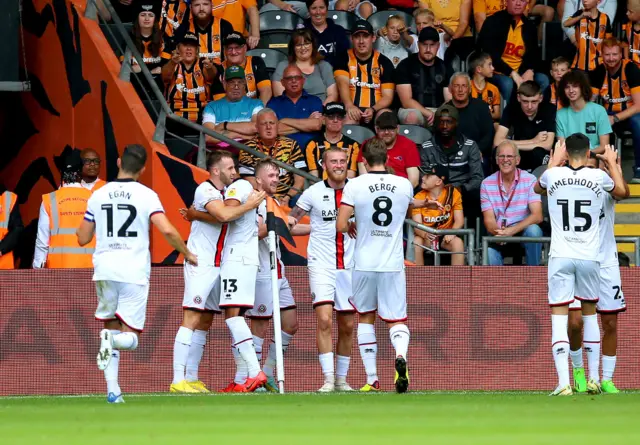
{"left": 597, "top": 145, "right": 630, "bottom": 200}
{"left": 150, "top": 212, "right": 198, "bottom": 266}
{"left": 208, "top": 190, "right": 266, "bottom": 223}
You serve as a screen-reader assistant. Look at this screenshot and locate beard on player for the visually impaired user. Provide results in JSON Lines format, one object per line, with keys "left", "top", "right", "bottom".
{"left": 256, "top": 165, "right": 279, "bottom": 196}
{"left": 326, "top": 160, "right": 347, "bottom": 183}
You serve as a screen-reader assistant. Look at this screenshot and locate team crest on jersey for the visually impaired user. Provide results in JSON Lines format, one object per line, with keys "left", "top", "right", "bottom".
{"left": 444, "top": 204, "right": 451, "bottom": 212}
{"left": 246, "top": 73, "right": 254, "bottom": 82}
{"left": 213, "top": 35, "right": 220, "bottom": 43}
{"left": 600, "top": 25, "right": 607, "bottom": 33}
{"left": 371, "top": 67, "right": 380, "bottom": 76}
{"left": 194, "top": 70, "right": 203, "bottom": 79}
{"left": 392, "top": 57, "right": 399, "bottom": 65}
{"left": 194, "top": 296, "right": 202, "bottom": 304}
{"left": 623, "top": 80, "right": 629, "bottom": 90}
{"left": 258, "top": 304, "right": 267, "bottom": 313}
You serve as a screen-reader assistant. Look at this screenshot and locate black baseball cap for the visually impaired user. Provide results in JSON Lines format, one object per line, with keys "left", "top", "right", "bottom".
{"left": 419, "top": 163, "right": 449, "bottom": 184}
{"left": 324, "top": 102, "right": 346, "bottom": 117}
{"left": 223, "top": 32, "right": 246, "bottom": 47}
{"left": 178, "top": 32, "right": 199, "bottom": 46}
{"left": 134, "top": 1, "right": 161, "bottom": 17}
{"left": 419, "top": 27, "right": 440, "bottom": 43}
{"left": 352, "top": 20, "right": 374, "bottom": 36}
{"left": 375, "top": 111, "right": 399, "bottom": 129}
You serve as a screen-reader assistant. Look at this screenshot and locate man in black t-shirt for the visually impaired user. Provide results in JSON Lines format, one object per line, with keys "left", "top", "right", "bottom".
{"left": 395, "top": 27, "right": 453, "bottom": 126}
{"left": 493, "top": 81, "right": 556, "bottom": 172}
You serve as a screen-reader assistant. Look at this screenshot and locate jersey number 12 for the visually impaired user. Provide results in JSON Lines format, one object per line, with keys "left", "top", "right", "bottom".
{"left": 101, "top": 204, "right": 138, "bottom": 237}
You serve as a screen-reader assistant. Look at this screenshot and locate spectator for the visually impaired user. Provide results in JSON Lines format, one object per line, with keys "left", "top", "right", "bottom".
{"left": 158, "top": 0, "right": 189, "bottom": 41}
{"left": 480, "top": 140, "right": 543, "bottom": 266}
{"left": 375, "top": 15, "right": 412, "bottom": 68}
{"left": 494, "top": 81, "right": 556, "bottom": 172}
{"left": 128, "top": 2, "right": 165, "bottom": 77}
{"left": 544, "top": 56, "right": 571, "bottom": 111}
{"left": 261, "top": 0, "right": 310, "bottom": 18}
{"left": 211, "top": 0, "right": 260, "bottom": 49}
{"left": 306, "top": 102, "right": 360, "bottom": 179}
{"left": 589, "top": 38, "right": 640, "bottom": 182}
{"left": 0, "top": 186, "right": 23, "bottom": 270}
{"left": 469, "top": 52, "right": 502, "bottom": 123}
{"left": 357, "top": 111, "right": 421, "bottom": 187}
{"left": 411, "top": 164, "right": 465, "bottom": 265}
{"left": 420, "top": 104, "right": 483, "bottom": 227}
{"left": 556, "top": 70, "right": 611, "bottom": 152}
{"left": 267, "top": 64, "right": 324, "bottom": 150}
{"left": 239, "top": 108, "right": 307, "bottom": 205}
{"left": 162, "top": 32, "right": 218, "bottom": 129}
{"left": 395, "top": 27, "right": 453, "bottom": 126}
{"left": 478, "top": 0, "right": 548, "bottom": 103}
{"left": 211, "top": 33, "right": 272, "bottom": 104}
{"left": 446, "top": 73, "right": 495, "bottom": 161}
{"left": 304, "top": 0, "right": 351, "bottom": 67}
{"left": 563, "top": 0, "right": 612, "bottom": 73}
{"left": 562, "top": 0, "right": 617, "bottom": 44}
{"left": 334, "top": 20, "right": 395, "bottom": 125}
{"left": 173, "top": 0, "right": 234, "bottom": 65}
{"left": 272, "top": 29, "right": 338, "bottom": 103}
{"left": 79, "top": 149, "right": 107, "bottom": 192}
{"left": 202, "top": 66, "right": 264, "bottom": 148}
{"left": 407, "top": 9, "right": 452, "bottom": 60}
{"left": 475, "top": 0, "right": 555, "bottom": 38}
{"left": 624, "top": 2, "right": 640, "bottom": 65}
{"left": 332, "top": 0, "right": 376, "bottom": 19}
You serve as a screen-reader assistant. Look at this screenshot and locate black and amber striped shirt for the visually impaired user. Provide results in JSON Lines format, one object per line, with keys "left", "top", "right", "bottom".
{"left": 590, "top": 60, "right": 640, "bottom": 114}
{"left": 166, "top": 59, "right": 216, "bottom": 122}
{"left": 333, "top": 50, "right": 395, "bottom": 109}
{"left": 123, "top": 35, "right": 167, "bottom": 71}
{"left": 173, "top": 16, "right": 234, "bottom": 65}
{"left": 571, "top": 10, "right": 612, "bottom": 72}
{"left": 210, "top": 56, "right": 271, "bottom": 100}
{"left": 160, "top": 0, "right": 189, "bottom": 40}
{"left": 623, "top": 22, "right": 640, "bottom": 67}
{"left": 305, "top": 134, "right": 360, "bottom": 179}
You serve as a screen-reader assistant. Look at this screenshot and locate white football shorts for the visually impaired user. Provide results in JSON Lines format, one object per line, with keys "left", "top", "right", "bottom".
{"left": 350, "top": 270, "right": 407, "bottom": 322}
{"left": 182, "top": 263, "right": 221, "bottom": 313}
{"left": 569, "top": 266, "right": 626, "bottom": 313}
{"left": 219, "top": 259, "right": 258, "bottom": 308}
{"left": 309, "top": 267, "right": 354, "bottom": 312}
{"left": 548, "top": 257, "right": 600, "bottom": 306}
{"left": 95, "top": 280, "right": 149, "bottom": 331}
{"left": 246, "top": 276, "right": 295, "bottom": 318}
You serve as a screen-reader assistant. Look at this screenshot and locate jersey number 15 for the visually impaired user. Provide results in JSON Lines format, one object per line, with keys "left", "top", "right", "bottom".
{"left": 557, "top": 199, "right": 592, "bottom": 232}
{"left": 101, "top": 204, "right": 138, "bottom": 238}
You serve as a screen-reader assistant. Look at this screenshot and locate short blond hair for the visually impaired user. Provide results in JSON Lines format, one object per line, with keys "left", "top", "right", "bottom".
{"left": 386, "top": 15, "right": 406, "bottom": 27}
{"left": 414, "top": 8, "right": 435, "bottom": 21}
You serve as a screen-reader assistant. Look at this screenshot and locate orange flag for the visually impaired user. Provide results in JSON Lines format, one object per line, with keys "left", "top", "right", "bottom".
{"left": 266, "top": 196, "right": 296, "bottom": 246}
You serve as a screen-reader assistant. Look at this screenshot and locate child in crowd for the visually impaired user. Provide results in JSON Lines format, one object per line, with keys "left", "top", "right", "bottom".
{"left": 545, "top": 56, "right": 570, "bottom": 111}
{"left": 408, "top": 9, "right": 453, "bottom": 61}
{"left": 468, "top": 52, "right": 501, "bottom": 125}
{"left": 376, "top": 15, "right": 412, "bottom": 67}
{"left": 563, "top": 0, "right": 612, "bottom": 72}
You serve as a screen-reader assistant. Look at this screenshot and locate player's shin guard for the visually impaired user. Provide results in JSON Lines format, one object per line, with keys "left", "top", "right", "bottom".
{"left": 226, "top": 317, "right": 261, "bottom": 378}
{"left": 602, "top": 355, "right": 617, "bottom": 381}
{"left": 232, "top": 346, "right": 248, "bottom": 384}
{"left": 357, "top": 323, "right": 378, "bottom": 385}
{"left": 389, "top": 324, "right": 410, "bottom": 359}
{"left": 583, "top": 314, "right": 601, "bottom": 382}
{"left": 551, "top": 315, "right": 570, "bottom": 388}
{"left": 264, "top": 332, "right": 293, "bottom": 378}
{"left": 112, "top": 332, "right": 138, "bottom": 351}
{"left": 253, "top": 336, "right": 264, "bottom": 362}
{"left": 186, "top": 330, "right": 207, "bottom": 382}
{"left": 173, "top": 327, "right": 193, "bottom": 384}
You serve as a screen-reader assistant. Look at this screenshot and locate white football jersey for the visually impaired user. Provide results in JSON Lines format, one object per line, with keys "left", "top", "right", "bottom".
{"left": 84, "top": 179, "right": 164, "bottom": 285}
{"left": 341, "top": 172, "right": 413, "bottom": 272}
{"left": 540, "top": 166, "right": 614, "bottom": 261}
{"left": 598, "top": 192, "right": 618, "bottom": 268}
{"left": 187, "top": 180, "right": 228, "bottom": 267}
{"left": 257, "top": 199, "right": 285, "bottom": 278}
{"left": 296, "top": 180, "right": 355, "bottom": 270}
{"left": 222, "top": 179, "right": 259, "bottom": 265}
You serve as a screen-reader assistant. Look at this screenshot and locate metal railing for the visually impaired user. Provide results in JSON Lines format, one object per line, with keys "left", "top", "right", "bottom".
{"left": 406, "top": 220, "right": 476, "bottom": 266}
{"left": 481, "top": 236, "right": 640, "bottom": 266}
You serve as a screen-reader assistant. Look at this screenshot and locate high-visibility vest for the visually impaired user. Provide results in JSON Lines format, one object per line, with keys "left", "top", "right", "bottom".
{"left": 92, "top": 179, "right": 107, "bottom": 192}
{"left": 0, "top": 191, "right": 18, "bottom": 269}
{"left": 42, "top": 188, "right": 95, "bottom": 268}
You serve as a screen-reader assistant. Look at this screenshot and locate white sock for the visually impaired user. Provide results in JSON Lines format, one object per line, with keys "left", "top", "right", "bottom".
{"left": 186, "top": 330, "right": 207, "bottom": 382}
{"left": 226, "top": 317, "right": 261, "bottom": 378}
{"left": 389, "top": 324, "right": 410, "bottom": 359}
{"left": 104, "top": 331, "right": 121, "bottom": 396}
{"left": 336, "top": 355, "right": 350, "bottom": 382}
{"left": 172, "top": 326, "right": 193, "bottom": 384}
{"left": 319, "top": 352, "right": 334, "bottom": 383}
{"left": 570, "top": 348, "right": 584, "bottom": 369}
{"left": 602, "top": 355, "right": 617, "bottom": 381}
{"left": 112, "top": 332, "right": 138, "bottom": 350}
{"left": 583, "top": 314, "right": 601, "bottom": 382}
{"left": 263, "top": 331, "right": 293, "bottom": 379}
{"left": 551, "top": 314, "right": 570, "bottom": 388}
{"left": 357, "top": 323, "right": 378, "bottom": 385}
{"left": 232, "top": 346, "right": 248, "bottom": 384}
{"left": 253, "top": 336, "right": 264, "bottom": 363}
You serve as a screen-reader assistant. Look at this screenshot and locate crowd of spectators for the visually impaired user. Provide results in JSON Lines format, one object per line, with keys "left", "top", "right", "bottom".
{"left": 109, "top": 0, "right": 640, "bottom": 266}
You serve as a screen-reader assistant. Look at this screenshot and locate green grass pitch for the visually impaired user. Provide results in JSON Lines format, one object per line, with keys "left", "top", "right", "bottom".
{"left": 2, "top": 392, "right": 640, "bottom": 444}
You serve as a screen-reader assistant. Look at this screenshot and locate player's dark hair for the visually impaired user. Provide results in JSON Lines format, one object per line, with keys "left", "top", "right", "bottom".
{"left": 206, "top": 150, "right": 234, "bottom": 170}
{"left": 517, "top": 80, "right": 541, "bottom": 97}
{"left": 120, "top": 144, "right": 147, "bottom": 174}
{"left": 565, "top": 133, "right": 591, "bottom": 158}
{"left": 557, "top": 70, "right": 592, "bottom": 107}
{"left": 255, "top": 157, "right": 280, "bottom": 177}
{"left": 321, "top": 147, "right": 348, "bottom": 164}
{"left": 362, "top": 138, "right": 388, "bottom": 167}
{"left": 468, "top": 52, "right": 491, "bottom": 77}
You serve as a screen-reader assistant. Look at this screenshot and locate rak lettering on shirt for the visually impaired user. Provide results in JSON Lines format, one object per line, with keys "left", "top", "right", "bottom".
{"left": 547, "top": 177, "right": 603, "bottom": 198}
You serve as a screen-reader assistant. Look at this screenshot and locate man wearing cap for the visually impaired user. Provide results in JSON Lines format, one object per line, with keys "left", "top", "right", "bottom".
{"left": 333, "top": 20, "right": 395, "bottom": 125}
{"left": 395, "top": 27, "right": 454, "bottom": 126}
{"left": 356, "top": 111, "right": 421, "bottom": 188}
{"left": 305, "top": 102, "right": 360, "bottom": 179}
{"left": 202, "top": 65, "right": 264, "bottom": 147}
{"left": 480, "top": 140, "right": 543, "bottom": 265}
{"left": 162, "top": 31, "right": 219, "bottom": 126}
{"left": 267, "top": 64, "right": 324, "bottom": 150}
{"left": 411, "top": 164, "right": 465, "bottom": 266}
{"left": 211, "top": 32, "right": 272, "bottom": 104}
{"left": 420, "top": 104, "right": 484, "bottom": 227}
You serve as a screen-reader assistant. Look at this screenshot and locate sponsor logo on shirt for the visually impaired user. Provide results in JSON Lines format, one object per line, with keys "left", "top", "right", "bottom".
{"left": 349, "top": 77, "right": 380, "bottom": 89}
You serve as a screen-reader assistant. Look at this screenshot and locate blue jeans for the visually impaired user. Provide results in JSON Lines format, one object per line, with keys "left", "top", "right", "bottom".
{"left": 491, "top": 73, "right": 550, "bottom": 104}
{"left": 487, "top": 224, "right": 544, "bottom": 266}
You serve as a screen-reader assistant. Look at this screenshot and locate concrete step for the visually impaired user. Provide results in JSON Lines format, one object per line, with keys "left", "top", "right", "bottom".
{"left": 614, "top": 213, "right": 640, "bottom": 224}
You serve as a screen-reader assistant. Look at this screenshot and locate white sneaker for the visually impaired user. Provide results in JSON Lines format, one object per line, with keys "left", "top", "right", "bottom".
{"left": 335, "top": 381, "right": 354, "bottom": 392}
{"left": 317, "top": 381, "right": 335, "bottom": 393}
{"left": 97, "top": 329, "right": 113, "bottom": 371}
{"left": 549, "top": 385, "right": 573, "bottom": 396}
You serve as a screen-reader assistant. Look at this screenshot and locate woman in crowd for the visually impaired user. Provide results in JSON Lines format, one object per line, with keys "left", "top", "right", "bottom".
{"left": 303, "top": 0, "right": 351, "bottom": 67}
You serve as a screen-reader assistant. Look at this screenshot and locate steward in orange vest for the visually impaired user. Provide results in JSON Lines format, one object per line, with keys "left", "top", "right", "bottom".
{"left": 0, "top": 189, "right": 23, "bottom": 269}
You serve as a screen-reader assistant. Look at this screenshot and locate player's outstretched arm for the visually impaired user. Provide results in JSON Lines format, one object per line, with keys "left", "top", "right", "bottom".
{"left": 76, "top": 220, "right": 96, "bottom": 246}
{"left": 597, "top": 145, "right": 630, "bottom": 199}
{"left": 336, "top": 204, "right": 353, "bottom": 233}
{"left": 180, "top": 205, "right": 219, "bottom": 224}
{"left": 208, "top": 190, "right": 266, "bottom": 223}
{"left": 150, "top": 213, "right": 198, "bottom": 266}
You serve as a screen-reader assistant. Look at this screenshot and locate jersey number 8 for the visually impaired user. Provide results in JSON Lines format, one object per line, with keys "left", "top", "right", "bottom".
{"left": 372, "top": 196, "right": 393, "bottom": 227}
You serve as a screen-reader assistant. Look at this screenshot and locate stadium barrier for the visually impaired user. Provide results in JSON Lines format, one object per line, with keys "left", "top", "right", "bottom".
{"left": 1, "top": 266, "right": 638, "bottom": 395}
